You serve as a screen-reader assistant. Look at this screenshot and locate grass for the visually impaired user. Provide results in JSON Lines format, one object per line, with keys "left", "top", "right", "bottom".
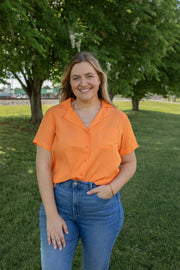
{"left": 0, "top": 100, "right": 179, "bottom": 269}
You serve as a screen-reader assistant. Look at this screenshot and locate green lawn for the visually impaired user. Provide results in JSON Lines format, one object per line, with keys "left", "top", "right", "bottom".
{"left": 0, "top": 101, "right": 179, "bottom": 269}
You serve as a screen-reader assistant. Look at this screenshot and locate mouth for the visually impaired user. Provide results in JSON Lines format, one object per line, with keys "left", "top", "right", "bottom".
{"left": 79, "top": 88, "right": 91, "bottom": 93}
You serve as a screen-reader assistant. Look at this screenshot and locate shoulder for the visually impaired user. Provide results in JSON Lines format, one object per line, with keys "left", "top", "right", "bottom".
{"left": 102, "top": 100, "right": 128, "bottom": 121}
{"left": 111, "top": 107, "right": 130, "bottom": 129}
{"left": 44, "top": 98, "right": 71, "bottom": 117}
{"left": 111, "top": 106, "right": 127, "bottom": 118}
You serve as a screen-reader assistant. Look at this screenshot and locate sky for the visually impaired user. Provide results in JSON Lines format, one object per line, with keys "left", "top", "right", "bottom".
{"left": 0, "top": 78, "right": 22, "bottom": 89}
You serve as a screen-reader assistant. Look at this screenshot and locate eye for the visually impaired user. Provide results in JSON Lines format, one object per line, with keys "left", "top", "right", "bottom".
{"left": 72, "top": 77, "right": 79, "bottom": 81}
{"left": 87, "top": 75, "right": 94, "bottom": 78}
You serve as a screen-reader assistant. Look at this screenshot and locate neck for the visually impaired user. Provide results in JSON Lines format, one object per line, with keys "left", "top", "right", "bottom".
{"left": 72, "top": 98, "right": 101, "bottom": 111}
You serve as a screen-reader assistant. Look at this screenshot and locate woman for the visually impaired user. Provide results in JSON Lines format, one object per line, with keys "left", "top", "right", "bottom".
{"left": 33, "top": 52, "right": 138, "bottom": 270}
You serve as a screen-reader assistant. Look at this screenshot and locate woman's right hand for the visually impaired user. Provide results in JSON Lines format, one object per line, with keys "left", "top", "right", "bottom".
{"left": 47, "top": 213, "right": 68, "bottom": 250}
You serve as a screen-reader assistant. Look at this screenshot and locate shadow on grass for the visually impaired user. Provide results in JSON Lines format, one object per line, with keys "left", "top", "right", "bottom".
{"left": 0, "top": 110, "right": 179, "bottom": 269}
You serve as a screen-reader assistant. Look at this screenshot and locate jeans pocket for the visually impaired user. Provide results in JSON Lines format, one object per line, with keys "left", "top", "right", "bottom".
{"left": 95, "top": 193, "right": 112, "bottom": 202}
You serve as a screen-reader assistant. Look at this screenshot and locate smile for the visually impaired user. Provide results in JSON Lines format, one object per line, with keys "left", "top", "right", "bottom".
{"left": 79, "top": 89, "right": 91, "bottom": 93}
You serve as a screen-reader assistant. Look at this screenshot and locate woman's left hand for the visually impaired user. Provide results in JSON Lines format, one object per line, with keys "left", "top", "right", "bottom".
{"left": 87, "top": 185, "right": 114, "bottom": 199}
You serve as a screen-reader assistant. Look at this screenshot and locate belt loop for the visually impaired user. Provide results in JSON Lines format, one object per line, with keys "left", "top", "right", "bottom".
{"left": 89, "top": 182, "right": 93, "bottom": 189}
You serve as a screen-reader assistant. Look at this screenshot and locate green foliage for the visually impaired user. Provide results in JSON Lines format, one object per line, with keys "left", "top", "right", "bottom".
{"left": 160, "top": 36, "right": 180, "bottom": 97}
{"left": 0, "top": 0, "right": 70, "bottom": 80}
{"left": 105, "top": 0, "right": 180, "bottom": 101}
{"left": 0, "top": 0, "right": 179, "bottom": 119}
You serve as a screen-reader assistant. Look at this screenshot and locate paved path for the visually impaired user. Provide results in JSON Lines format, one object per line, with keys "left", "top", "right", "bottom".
{"left": 0, "top": 99, "right": 60, "bottom": 106}
{"left": 0, "top": 98, "right": 179, "bottom": 106}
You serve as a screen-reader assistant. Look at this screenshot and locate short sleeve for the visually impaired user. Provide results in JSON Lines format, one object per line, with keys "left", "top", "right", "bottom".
{"left": 33, "top": 109, "right": 56, "bottom": 151}
{"left": 119, "top": 114, "right": 138, "bottom": 156}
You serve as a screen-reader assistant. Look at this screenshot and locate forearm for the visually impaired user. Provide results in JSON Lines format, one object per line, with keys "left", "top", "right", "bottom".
{"left": 111, "top": 156, "right": 137, "bottom": 195}
{"left": 36, "top": 146, "right": 58, "bottom": 218}
{"left": 37, "top": 167, "right": 58, "bottom": 217}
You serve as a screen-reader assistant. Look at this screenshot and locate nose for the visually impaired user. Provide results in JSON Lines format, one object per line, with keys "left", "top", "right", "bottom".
{"left": 80, "top": 77, "right": 88, "bottom": 86}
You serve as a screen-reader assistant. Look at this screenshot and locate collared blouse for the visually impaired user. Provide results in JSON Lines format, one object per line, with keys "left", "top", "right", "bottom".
{"left": 33, "top": 98, "right": 138, "bottom": 185}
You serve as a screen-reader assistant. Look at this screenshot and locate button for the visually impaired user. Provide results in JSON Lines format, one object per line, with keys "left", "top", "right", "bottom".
{"left": 85, "top": 145, "right": 88, "bottom": 148}
{"left": 84, "top": 159, "right": 86, "bottom": 162}
{"left": 74, "top": 181, "right": 77, "bottom": 186}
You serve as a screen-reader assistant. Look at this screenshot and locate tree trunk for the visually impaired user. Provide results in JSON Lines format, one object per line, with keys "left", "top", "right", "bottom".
{"left": 131, "top": 98, "right": 140, "bottom": 111}
{"left": 172, "top": 95, "right": 176, "bottom": 102}
{"left": 29, "top": 79, "right": 44, "bottom": 124}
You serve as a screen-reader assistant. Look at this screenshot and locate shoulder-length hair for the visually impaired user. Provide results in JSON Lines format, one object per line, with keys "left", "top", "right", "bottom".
{"left": 60, "top": 52, "right": 112, "bottom": 104}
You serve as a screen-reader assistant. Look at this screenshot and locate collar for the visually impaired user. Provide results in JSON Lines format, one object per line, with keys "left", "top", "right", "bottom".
{"left": 63, "top": 98, "right": 113, "bottom": 130}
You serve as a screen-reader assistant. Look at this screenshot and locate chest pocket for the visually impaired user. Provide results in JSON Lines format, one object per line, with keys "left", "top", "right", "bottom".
{"left": 93, "top": 128, "right": 119, "bottom": 149}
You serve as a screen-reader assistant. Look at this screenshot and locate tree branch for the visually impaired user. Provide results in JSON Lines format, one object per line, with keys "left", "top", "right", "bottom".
{"left": 12, "top": 72, "right": 27, "bottom": 90}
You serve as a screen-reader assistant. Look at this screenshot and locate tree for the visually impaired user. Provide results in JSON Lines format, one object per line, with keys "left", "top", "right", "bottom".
{"left": 0, "top": 0, "right": 74, "bottom": 123}
{"left": 160, "top": 33, "right": 180, "bottom": 101}
{"left": 0, "top": 0, "right": 118, "bottom": 123}
{"left": 1, "top": 0, "right": 179, "bottom": 122}
{"left": 102, "top": 0, "right": 180, "bottom": 110}
{"left": 67, "top": 0, "right": 180, "bottom": 111}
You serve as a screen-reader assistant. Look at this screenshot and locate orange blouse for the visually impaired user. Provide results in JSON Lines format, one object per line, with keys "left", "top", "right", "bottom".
{"left": 33, "top": 98, "right": 138, "bottom": 185}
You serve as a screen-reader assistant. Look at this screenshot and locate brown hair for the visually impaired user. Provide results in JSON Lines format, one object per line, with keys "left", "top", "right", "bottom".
{"left": 60, "top": 52, "right": 112, "bottom": 104}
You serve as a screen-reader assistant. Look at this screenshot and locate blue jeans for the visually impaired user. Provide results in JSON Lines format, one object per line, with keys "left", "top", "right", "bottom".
{"left": 40, "top": 180, "right": 124, "bottom": 270}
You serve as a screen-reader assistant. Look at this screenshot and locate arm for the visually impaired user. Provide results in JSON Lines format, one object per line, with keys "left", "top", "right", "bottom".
{"left": 36, "top": 145, "right": 68, "bottom": 250}
{"left": 87, "top": 151, "right": 137, "bottom": 198}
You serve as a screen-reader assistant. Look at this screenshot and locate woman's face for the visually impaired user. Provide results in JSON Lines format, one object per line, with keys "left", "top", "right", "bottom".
{"left": 70, "top": 61, "right": 101, "bottom": 103}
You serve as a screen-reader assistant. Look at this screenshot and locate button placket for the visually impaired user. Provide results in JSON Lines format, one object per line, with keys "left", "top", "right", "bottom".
{"left": 80, "top": 131, "right": 90, "bottom": 179}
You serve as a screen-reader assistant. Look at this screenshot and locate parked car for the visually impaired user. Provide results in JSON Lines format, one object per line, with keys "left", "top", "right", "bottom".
{"left": 0, "top": 92, "right": 11, "bottom": 99}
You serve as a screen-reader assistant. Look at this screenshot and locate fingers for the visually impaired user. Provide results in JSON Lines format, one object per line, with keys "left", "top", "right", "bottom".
{"left": 54, "top": 233, "right": 64, "bottom": 250}
{"left": 48, "top": 232, "right": 66, "bottom": 250}
{"left": 47, "top": 232, "right": 51, "bottom": 246}
{"left": 47, "top": 219, "right": 69, "bottom": 251}
{"left": 87, "top": 185, "right": 113, "bottom": 199}
{"left": 62, "top": 221, "right": 69, "bottom": 235}
{"left": 87, "top": 187, "right": 100, "bottom": 195}
{"left": 52, "top": 236, "right": 58, "bottom": 250}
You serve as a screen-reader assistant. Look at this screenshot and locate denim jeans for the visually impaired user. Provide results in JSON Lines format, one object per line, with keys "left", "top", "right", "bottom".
{"left": 40, "top": 180, "right": 124, "bottom": 270}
